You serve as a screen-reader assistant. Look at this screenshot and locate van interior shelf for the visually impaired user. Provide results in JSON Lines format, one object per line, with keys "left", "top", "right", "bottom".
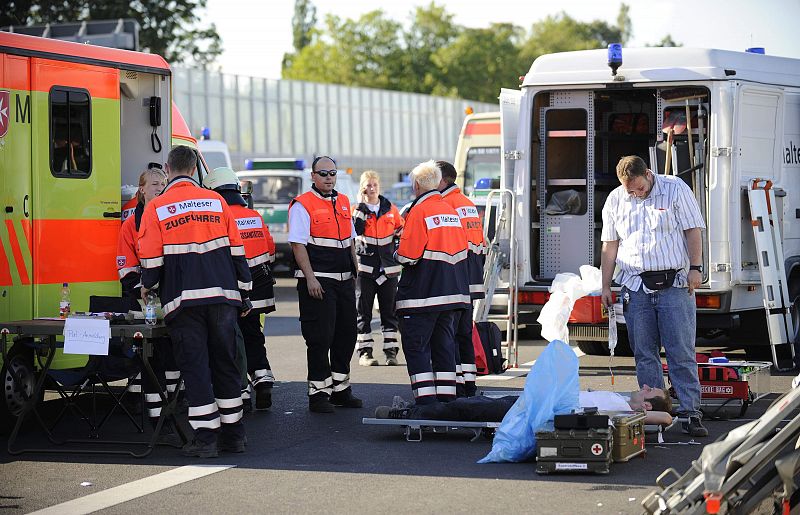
{"left": 547, "top": 130, "right": 587, "bottom": 138}
{"left": 547, "top": 179, "right": 587, "bottom": 186}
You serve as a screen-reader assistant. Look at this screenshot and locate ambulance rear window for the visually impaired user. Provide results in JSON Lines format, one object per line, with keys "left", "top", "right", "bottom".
{"left": 50, "top": 87, "right": 92, "bottom": 179}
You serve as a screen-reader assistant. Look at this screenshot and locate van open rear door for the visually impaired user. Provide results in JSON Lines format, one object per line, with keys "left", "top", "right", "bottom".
{"left": 0, "top": 54, "right": 33, "bottom": 323}
{"left": 499, "top": 89, "right": 523, "bottom": 191}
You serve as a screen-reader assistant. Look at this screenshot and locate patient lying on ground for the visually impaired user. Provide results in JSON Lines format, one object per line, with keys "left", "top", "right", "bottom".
{"left": 375, "top": 386, "right": 673, "bottom": 426}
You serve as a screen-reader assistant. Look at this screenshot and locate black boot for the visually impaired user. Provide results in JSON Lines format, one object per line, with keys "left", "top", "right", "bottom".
{"left": 254, "top": 382, "right": 273, "bottom": 411}
{"left": 309, "top": 393, "right": 335, "bottom": 413}
{"left": 330, "top": 388, "right": 364, "bottom": 408}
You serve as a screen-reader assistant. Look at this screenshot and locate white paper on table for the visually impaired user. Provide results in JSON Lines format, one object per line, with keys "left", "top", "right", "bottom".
{"left": 63, "top": 317, "right": 111, "bottom": 355}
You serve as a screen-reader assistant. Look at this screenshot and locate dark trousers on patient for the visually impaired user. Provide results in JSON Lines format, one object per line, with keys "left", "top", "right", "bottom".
{"left": 408, "top": 395, "right": 517, "bottom": 421}
{"left": 298, "top": 278, "right": 357, "bottom": 399}
{"left": 399, "top": 310, "right": 457, "bottom": 405}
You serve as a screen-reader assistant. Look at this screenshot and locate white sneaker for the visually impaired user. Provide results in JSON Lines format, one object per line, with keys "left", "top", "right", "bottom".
{"left": 358, "top": 349, "right": 378, "bottom": 366}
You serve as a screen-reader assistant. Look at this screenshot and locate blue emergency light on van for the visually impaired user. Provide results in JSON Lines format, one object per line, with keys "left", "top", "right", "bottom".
{"left": 201, "top": 126, "right": 211, "bottom": 140}
{"left": 608, "top": 43, "right": 622, "bottom": 76}
{"left": 245, "top": 158, "right": 306, "bottom": 171}
{"left": 475, "top": 177, "right": 493, "bottom": 190}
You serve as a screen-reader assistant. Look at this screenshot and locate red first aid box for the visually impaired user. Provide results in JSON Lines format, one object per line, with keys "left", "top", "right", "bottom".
{"left": 697, "top": 361, "right": 771, "bottom": 418}
{"left": 569, "top": 294, "right": 615, "bottom": 324}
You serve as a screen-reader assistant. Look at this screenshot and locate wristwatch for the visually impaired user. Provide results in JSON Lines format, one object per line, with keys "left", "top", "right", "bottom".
{"left": 689, "top": 265, "right": 703, "bottom": 273}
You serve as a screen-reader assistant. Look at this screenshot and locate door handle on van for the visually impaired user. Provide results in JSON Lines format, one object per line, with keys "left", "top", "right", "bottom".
{"left": 4, "top": 206, "right": 11, "bottom": 213}
{"left": 23, "top": 195, "right": 29, "bottom": 217}
{"left": 104, "top": 211, "right": 122, "bottom": 218}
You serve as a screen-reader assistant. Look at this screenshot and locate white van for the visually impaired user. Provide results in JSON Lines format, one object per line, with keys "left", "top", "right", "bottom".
{"left": 198, "top": 130, "right": 233, "bottom": 170}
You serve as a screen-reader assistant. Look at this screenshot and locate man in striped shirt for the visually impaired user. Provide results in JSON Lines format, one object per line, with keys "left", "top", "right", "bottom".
{"left": 600, "top": 155, "right": 708, "bottom": 437}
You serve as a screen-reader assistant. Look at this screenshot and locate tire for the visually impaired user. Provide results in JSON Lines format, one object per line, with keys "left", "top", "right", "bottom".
{"left": 0, "top": 341, "right": 38, "bottom": 434}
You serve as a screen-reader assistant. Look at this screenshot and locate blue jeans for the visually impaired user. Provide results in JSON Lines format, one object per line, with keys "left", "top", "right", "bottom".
{"left": 622, "top": 285, "right": 701, "bottom": 418}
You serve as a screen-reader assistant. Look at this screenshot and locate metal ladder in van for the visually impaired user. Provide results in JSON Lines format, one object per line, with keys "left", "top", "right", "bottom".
{"left": 747, "top": 179, "right": 796, "bottom": 371}
{"left": 473, "top": 189, "right": 519, "bottom": 368}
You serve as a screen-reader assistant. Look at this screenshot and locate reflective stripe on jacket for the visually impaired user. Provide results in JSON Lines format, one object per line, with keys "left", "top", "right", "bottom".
{"left": 395, "top": 189, "right": 471, "bottom": 314}
{"left": 231, "top": 203, "right": 276, "bottom": 314}
{"left": 352, "top": 195, "right": 403, "bottom": 278}
{"left": 290, "top": 189, "right": 354, "bottom": 281}
{"left": 137, "top": 177, "right": 252, "bottom": 320}
{"left": 441, "top": 184, "right": 487, "bottom": 299}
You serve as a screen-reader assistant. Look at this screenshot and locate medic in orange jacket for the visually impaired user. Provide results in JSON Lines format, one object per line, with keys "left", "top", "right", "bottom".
{"left": 352, "top": 196, "right": 403, "bottom": 278}
{"left": 289, "top": 189, "right": 355, "bottom": 279}
{"left": 137, "top": 177, "right": 252, "bottom": 319}
{"left": 230, "top": 203, "right": 277, "bottom": 314}
{"left": 395, "top": 190, "right": 471, "bottom": 314}
{"left": 117, "top": 203, "right": 145, "bottom": 311}
{"left": 441, "top": 184, "right": 487, "bottom": 300}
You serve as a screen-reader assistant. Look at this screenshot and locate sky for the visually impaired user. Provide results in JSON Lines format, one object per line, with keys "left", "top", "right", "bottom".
{"left": 204, "top": 0, "right": 800, "bottom": 80}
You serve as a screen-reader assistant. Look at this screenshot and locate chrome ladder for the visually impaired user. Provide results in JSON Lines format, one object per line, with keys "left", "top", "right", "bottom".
{"left": 473, "top": 189, "right": 519, "bottom": 368}
{"left": 747, "top": 179, "right": 796, "bottom": 371}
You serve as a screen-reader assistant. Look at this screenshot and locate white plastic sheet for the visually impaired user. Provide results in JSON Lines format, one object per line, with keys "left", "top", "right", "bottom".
{"left": 537, "top": 265, "right": 602, "bottom": 343}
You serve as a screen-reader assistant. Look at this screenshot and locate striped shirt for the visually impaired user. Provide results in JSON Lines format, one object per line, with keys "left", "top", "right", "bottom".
{"left": 601, "top": 174, "right": 705, "bottom": 292}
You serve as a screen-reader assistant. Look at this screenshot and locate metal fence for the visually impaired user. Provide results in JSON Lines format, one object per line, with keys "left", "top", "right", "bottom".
{"left": 172, "top": 67, "right": 496, "bottom": 180}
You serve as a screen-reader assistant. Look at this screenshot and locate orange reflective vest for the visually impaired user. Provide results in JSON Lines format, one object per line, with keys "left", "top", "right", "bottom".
{"left": 137, "top": 177, "right": 252, "bottom": 319}
{"left": 395, "top": 189, "right": 470, "bottom": 314}
{"left": 352, "top": 195, "right": 403, "bottom": 278}
{"left": 441, "top": 184, "right": 487, "bottom": 299}
{"left": 230, "top": 203, "right": 276, "bottom": 314}
{"left": 116, "top": 202, "right": 143, "bottom": 311}
{"left": 289, "top": 189, "right": 354, "bottom": 281}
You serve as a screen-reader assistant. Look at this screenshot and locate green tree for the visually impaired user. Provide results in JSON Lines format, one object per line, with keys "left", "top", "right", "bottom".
{"left": 520, "top": 11, "right": 625, "bottom": 65}
{"left": 647, "top": 35, "right": 681, "bottom": 47}
{"left": 283, "top": 11, "right": 406, "bottom": 91}
{"left": 401, "top": 2, "right": 460, "bottom": 93}
{"left": 431, "top": 23, "right": 523, "bottom": 103}
{"left": 1, "top": 0, "right": 221, "bottom": 65}
{"left": 616, "top": 3, "right": 632, "bottom": 44}
{"left": 283, "top": 0, "right": 318, "bottom": 69}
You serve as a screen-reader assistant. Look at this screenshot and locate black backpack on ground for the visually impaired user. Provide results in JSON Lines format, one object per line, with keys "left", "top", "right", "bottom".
{"left": 475, "top": 321, "right": 506, "bottom": 374}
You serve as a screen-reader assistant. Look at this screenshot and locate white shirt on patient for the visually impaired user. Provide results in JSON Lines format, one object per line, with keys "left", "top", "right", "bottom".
{"left": 579, "top": 391, "right": 632, "bottom": 412}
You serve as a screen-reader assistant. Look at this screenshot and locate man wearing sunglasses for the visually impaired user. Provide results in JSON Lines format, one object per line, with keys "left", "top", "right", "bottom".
{"left": 288, "top": 156, "right": 363, "bottom": 413}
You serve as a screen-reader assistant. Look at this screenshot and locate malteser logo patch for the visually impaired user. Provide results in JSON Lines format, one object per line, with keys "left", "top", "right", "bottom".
{"left": 156, "top": 198, "right": 223, "bottom": 221}
{"left": 236, "top": 216, "right": 263, "bottom": 229}
{"left": 116, "top": 256, "right": 126, "bottom": 267}
{"left": 457, "top": 206, "right": 479, "bottom": 219}
{"left": 425, "top": 214, "right": 461, "bottom": 229}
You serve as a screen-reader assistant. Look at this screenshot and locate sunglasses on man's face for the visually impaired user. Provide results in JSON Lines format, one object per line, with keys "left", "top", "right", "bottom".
{"left": 314, "top": 169, "right": 337, "bottom": 177}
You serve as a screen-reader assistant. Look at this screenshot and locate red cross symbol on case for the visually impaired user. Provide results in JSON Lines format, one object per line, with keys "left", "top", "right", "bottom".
{"left": 591, "top": 443, "right": 604, "bottom": 456}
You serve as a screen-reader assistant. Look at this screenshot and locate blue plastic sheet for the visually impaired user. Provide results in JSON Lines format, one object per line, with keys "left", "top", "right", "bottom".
{"left": 478, "top": 339, "right": 579, "bottom": 463}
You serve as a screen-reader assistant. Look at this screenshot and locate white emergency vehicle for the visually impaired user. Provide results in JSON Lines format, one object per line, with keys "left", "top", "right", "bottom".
{"left": 494, "top": 46, "right": 800, "bottom": 369}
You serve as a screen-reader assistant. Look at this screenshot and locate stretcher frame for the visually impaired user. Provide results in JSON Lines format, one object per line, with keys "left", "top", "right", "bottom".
{"left": 362, "top": 417, "right": 500, "bottom": 442}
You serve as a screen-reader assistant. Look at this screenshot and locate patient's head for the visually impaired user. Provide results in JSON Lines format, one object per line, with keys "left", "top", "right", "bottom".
{"left": 628, "top": 384, "right": 672, "bottom": 413}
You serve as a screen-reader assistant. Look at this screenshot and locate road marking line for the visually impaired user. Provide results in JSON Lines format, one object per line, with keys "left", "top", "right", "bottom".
{"left": 30, "top": 465, "right": 235, "bottom": 515}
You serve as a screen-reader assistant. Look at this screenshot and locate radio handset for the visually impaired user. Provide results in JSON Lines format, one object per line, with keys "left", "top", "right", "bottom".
{"left": 149, "top": 96, "right": 163, "bottom": 153}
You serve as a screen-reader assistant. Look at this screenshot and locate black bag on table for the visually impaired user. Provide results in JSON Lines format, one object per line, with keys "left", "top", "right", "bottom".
{"left": 475, "top": 321, "right": 506, "bottom": 374}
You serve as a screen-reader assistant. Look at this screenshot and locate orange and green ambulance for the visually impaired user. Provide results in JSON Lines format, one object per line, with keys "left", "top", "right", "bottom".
{"left": 0, "top": 32, "right": 207, "bottom": 429}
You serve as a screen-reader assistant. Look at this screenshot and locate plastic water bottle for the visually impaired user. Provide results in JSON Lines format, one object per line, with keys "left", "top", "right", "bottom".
{"left": 59, "top": 282, "right": 71, "bottom": 319}
{"left": 145, "top": 290, "right": 158, "bottom": 325}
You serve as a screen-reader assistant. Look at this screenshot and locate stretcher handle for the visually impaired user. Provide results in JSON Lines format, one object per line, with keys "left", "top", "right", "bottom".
{"left": 656, "top": 467, "right": 681, "bottom": 490}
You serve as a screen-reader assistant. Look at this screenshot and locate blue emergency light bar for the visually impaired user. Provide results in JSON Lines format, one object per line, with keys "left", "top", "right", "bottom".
{"left": 201, "top": 126, "right": 211, "bottom": 140}
{"left": 245, "top": 158, "right": 306, "bottom": 171}
{"left": 608, "top": 43, "right": 622, "bottom": 76}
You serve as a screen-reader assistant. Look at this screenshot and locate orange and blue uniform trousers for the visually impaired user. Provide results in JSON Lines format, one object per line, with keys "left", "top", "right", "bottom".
{"left": 289, "top": 188, "right": 358, "bottom": 401}
{"left": 395, "top": 189, "right": 470, "bottom": 405}
{"left": 352, "top": 195, "right": 403, "bottom": 352}
{"left": 441, "top": 184, "right": 487, "bottom": 397}
{"left": 228, "top": 197, "right": 278, "bottom": 403}
{"left": 138, "top": 176, "right": 251, "bottom": 445}
{"left": 116, "top": 201, "right": 180, "bottom": 420}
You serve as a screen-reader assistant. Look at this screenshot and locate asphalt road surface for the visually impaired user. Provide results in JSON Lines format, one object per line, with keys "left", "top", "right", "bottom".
{"left": 1, "top": 277, "right": 796, "bottom": 514}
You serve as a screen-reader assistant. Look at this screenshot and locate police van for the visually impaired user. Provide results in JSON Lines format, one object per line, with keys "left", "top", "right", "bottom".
{"left": 237, "top": 158, "right": 356, "bottom": 269}
{"left": 497, "top": 46, "right": 800, "bottom": 365}
{"left": 0, "top": 31, "right": 210, "bottom": 428}
{"left": 197, "top": 128, "right": 233, "bottom": 170}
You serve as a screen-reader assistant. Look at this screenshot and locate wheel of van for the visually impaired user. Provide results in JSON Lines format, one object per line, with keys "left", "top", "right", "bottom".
{"left": 575, "top": 330, "right": 633, "bottom": 357}
{"left": 576, "top": 341, "right": 606, "bottom": 355}
{"left": 0, "top": 341, "right": 38, "bottom": 434}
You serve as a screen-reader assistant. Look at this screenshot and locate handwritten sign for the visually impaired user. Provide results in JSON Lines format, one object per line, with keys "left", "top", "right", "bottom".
{"left": 63, "top": 318, "right": 111, "bottom": 355}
